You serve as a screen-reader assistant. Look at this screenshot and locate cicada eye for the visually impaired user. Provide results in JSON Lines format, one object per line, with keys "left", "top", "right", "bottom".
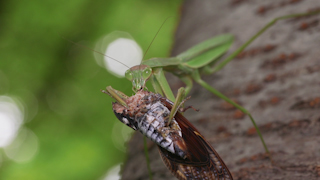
{"left": 125, "top": 70, "right": 133, "bottom": 81}
{"left": 142, "top": 66, "right": 152, "bottom": 80}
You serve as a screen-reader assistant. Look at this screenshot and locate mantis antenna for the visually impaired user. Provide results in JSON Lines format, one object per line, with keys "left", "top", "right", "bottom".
{"left": 63, "top": 37, "right": 131, "bottom": 70}
{"left": 131, "top": 16, "right": 172, "bottom": 91}
{"left": 142, "top": 17, "right": 173, "bottom": 61}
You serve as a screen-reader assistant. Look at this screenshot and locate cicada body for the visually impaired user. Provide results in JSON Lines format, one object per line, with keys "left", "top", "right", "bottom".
{"left": 111, "top": 89, "right": 233, "bottom": 180}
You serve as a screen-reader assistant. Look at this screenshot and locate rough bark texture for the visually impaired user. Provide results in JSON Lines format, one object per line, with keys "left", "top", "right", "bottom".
{"left": 122, "top": 0, "right": 320, "bottom": 179}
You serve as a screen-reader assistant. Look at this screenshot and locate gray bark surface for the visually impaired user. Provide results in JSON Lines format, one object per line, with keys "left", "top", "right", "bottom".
{"left": 122, "top": 0, "right": 320, "bottom": 179}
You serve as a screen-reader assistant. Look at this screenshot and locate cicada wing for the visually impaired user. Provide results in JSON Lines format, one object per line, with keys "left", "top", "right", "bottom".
{"left": 159, "top": 99, "right": 233, "bottom": 180}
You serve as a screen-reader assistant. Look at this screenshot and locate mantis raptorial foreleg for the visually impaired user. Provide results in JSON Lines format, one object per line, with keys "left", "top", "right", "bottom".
{"left": 167, "top": 87, "right": 186, "bottom": 126}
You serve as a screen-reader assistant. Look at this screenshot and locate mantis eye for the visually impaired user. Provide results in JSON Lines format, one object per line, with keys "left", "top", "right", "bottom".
{"left": 125, "top": 70, "right": 133, "bottom": 81}
{"left": 142, "top": 66, "right": 152, "bottom": 80}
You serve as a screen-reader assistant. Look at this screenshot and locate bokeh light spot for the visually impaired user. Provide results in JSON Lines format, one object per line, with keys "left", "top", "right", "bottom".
{"left": 0, "top": 96, "right": 23, "bottom": 147}
{"left": 4, "top": 127, "right": 39, "bottom": 163}
{"left": 104, "top": 38, "right": 142, "bottom": 77}
{"left": 112, "top": 121, "right": 133, "bottom": 152}
{"left": 102, "top": 164, "right": 121, "bottom": 180}
{"left": 0, "top": 96, "right": 39, "bottom": 163}
{"left": 94, "top": 31, "right": 143, "bottom": 77}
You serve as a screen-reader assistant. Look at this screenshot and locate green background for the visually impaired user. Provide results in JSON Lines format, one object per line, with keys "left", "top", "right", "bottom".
{"left": 0, "top": 0, "right": 182, "bottom": 179}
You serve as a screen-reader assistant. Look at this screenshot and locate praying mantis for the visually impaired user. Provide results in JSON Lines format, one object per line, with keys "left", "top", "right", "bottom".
{"left": 98, "top": 8, "right": 320, "bottom": 180}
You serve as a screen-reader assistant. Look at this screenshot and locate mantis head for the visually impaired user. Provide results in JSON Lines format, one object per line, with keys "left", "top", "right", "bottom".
{"left": 125, "top": 65, "right": 152, "bottom": 91}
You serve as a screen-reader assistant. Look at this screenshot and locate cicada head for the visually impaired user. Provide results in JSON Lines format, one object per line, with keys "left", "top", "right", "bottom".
{"left": 112, "top": 102, "right": 138, "bottom": 130}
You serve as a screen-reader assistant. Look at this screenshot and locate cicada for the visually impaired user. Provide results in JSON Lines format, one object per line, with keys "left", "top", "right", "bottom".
{"left": 103, "top": 86, "right": 233, "bottom": 180}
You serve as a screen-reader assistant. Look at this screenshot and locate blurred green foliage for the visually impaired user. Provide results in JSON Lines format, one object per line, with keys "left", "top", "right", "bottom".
{"left": 0, "top": 0, "right": 182, "bottom": 179}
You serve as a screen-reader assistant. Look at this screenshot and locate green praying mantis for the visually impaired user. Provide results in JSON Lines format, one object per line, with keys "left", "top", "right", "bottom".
{"left": 88, "top": 9, "right": 320, "bottom": 180}
{"left": 104, "top": 9, "right": 318, "bottom": 153}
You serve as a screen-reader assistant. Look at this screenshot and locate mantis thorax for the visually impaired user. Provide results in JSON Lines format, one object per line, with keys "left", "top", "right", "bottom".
{"left": 125, "top": 65, "right": 152, "bottom": 91}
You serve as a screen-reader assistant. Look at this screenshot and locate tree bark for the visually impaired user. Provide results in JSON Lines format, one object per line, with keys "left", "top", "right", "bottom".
{"left": 122, "top": 0, "right": 320, "bottom": 179}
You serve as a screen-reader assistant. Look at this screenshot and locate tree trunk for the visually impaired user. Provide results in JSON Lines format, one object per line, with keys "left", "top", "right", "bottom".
{"left": 122, "top": 0, "right": 320, "bottom": 179}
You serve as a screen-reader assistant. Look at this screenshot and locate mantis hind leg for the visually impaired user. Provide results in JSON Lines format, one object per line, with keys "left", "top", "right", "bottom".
{"left": 191, "top": 70, "right": 270, "bottom": 156}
